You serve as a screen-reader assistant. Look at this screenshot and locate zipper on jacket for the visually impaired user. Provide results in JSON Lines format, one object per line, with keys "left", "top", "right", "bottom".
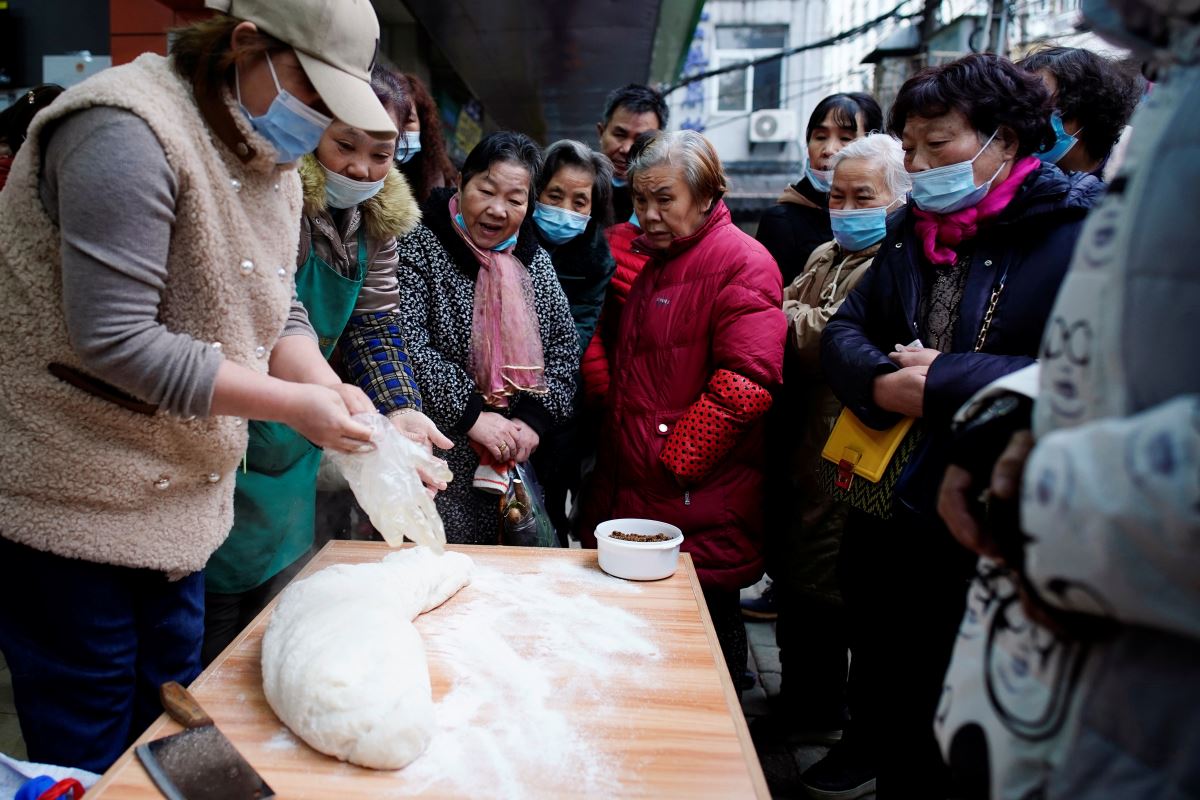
{"left": 684, "top": 490, "right": 691, "bottom": 506}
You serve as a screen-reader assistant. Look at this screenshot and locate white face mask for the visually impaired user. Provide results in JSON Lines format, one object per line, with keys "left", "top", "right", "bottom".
{"left": 805, "top": 157, "right": 833, "bottom": 193}
{"left": 321, "top": 163, "right": 385, "bottom": 209}
{"left": 236, "top": 55, "right": 332, "bottom": 165}
{"left": 909, "top": 129, "right": 1007, "bottom": 214}
{"left": 395, "top": 131, "right": 422, "bottom": 164}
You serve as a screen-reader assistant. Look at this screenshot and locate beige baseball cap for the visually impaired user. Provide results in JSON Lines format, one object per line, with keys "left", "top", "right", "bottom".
{"left": 205, "top": 0, "right": 396, "bottom": 137}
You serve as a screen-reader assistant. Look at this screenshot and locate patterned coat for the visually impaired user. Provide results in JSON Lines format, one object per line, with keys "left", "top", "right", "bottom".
{"left": 395, "top": 188, "right": 578, "bottom": 543}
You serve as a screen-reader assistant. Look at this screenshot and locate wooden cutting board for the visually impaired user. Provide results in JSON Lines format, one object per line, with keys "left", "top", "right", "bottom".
{"left": 88, "top": 543, "right": 769, "bottom": 798}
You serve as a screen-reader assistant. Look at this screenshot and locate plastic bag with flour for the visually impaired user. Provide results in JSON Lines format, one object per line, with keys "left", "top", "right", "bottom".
{"left": 326, "top": 413, "right": 453, "bottom": 552}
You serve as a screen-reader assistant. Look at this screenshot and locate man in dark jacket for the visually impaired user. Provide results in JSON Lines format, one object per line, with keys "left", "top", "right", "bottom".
{"left": 596, "top": 84, "right": 667, "bottom": 225}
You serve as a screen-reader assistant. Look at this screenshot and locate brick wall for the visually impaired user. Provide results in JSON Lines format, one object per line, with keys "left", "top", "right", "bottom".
{"left": 110, "top": 0, "right": 211, "bottom": 65}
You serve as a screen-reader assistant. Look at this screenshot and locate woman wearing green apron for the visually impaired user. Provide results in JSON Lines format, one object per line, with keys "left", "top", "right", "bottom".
{"left": 203, "top": 69, "right": 451, "bottom": 664}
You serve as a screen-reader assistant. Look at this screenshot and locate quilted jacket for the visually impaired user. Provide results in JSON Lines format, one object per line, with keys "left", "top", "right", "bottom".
{"left": 821, "top": 162, "right": 1103, "bottom": 518}
{"left": 580, "top": 202, "right": 785, "bottom": 591}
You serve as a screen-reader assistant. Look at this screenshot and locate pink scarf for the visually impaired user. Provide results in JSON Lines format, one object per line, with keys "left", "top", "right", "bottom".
{"left": 449, "top": 194, "right": 547, "bottom": 408}
{"left": 912, "top": 156, "right": 1040, "bottom": 265}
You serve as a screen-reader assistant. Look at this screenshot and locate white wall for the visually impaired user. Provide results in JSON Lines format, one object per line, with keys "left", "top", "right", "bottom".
{"left": 668, "top": 0, "right": 923, "bottom": 163}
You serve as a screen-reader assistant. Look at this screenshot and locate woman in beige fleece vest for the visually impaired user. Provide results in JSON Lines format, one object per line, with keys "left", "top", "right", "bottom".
{"left": 0, "top": 0, "right": 396, "bottom": 773}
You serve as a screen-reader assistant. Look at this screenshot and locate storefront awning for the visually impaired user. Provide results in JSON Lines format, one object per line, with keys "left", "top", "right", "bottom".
{"left": 396, "top": 0, "right": 702, "bottom": 144}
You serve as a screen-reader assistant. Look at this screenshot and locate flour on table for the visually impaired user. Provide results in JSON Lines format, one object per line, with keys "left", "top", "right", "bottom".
{"left": 260, "top": 547, "right": 472, "bottom": 770}
{"left": 392, "top": 561, "right": 662, "bottom": 798}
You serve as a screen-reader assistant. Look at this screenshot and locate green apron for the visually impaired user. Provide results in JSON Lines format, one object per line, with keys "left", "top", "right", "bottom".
{"left": 205, "top": 230, "right": 368, "bottom": 594}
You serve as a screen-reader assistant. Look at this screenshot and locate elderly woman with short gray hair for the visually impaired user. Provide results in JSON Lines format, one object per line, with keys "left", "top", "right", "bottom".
{"left": 761, "top": 133, "right": 911, "bottom": 750}
{"left": 580, "top": 129, "right": 786, "bottom": 684}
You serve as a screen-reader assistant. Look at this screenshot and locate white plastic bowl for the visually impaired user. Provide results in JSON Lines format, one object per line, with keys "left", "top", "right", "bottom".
{"left": 594, "top": 518, "right": 685, "bottom": 581}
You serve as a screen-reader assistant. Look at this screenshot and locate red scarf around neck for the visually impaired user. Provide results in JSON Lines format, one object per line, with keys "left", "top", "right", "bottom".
{"left": 912, "top": 156, "right": 1040, "bottom": 266}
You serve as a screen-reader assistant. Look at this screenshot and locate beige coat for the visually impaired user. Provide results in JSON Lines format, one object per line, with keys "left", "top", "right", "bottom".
{"left": 0, "top": 54, "right": 302, "bottom": 575}
{"left": 777, "top": 239, "right": 881, "bottom": 599}
{"left": 783, "top": 239, "right": 880, "bottom": 371}
{"left": 784, "top": 238, "right": 880, "bottom": 465}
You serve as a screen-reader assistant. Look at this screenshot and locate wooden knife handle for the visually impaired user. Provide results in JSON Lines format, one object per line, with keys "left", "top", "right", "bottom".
{"left": 160, "top": 681, "right": 213, "bottom": 729}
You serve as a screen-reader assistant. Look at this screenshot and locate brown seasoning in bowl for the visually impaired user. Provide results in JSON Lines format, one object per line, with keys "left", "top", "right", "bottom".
{"left": 609, "top": 531, "right": 675, "bottom": 543}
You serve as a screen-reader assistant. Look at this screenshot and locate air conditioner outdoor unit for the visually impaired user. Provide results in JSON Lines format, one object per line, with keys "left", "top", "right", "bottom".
{"left": 749, "top": 109, "right": 796, "bottom": 143}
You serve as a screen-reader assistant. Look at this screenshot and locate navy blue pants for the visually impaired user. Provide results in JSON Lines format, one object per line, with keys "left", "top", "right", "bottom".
{"left": 0, "top": 536, "right": 203, "bottom": 773}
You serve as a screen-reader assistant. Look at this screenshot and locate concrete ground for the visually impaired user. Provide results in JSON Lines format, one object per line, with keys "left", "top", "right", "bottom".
{"left": 0, "top": 579, "right": 853, "bottom": 799}
{"left": 739, "top": 578, "right": 861, "bottom": 800}
{"left": 0, "top": 652, "right": 24, "bottom": 762}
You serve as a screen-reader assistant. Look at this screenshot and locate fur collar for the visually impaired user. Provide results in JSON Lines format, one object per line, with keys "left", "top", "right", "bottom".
{"left": 421, "top": 186, "right": 541, "bottom": 272}
{"left": 298, "top": 154, "right": 421, "bottom": 242}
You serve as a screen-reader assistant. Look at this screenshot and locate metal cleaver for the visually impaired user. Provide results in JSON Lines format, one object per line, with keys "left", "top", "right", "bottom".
{"left": 135, "top": 681, "right": 274, "bottom": 800}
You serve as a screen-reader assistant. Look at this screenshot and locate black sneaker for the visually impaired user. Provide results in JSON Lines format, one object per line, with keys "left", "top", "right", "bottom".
{"left": 740, "top": 583, "right": 778, "bottom": 621}
{"left": 750, "top": 710, "right": 846, "bottom": 748}
{"left": 801, "top": 742, "right": 876, "bottom": 799}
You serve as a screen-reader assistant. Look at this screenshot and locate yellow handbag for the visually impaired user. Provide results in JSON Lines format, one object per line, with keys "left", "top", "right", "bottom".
{"left": 821, "top": 410, "right": 917, "bottom": 485}
{"left": 817, "top": 409, "right": 921, "bottom": 519}
{"left": 818, "top": 262, "right": 1009, "bottom": 517}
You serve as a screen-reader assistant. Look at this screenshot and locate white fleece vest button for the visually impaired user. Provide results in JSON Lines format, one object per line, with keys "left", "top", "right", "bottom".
{"left": 239, "top": 258, "right": 254, "bottom": 274}
{"left": 254, "top": 345, "right": 267, "bottom": 359}
{"left": 154, "top": 477, "right": 171, "bottom": 490}
{"left": 206, "top": 473, "right": 220, "bottom": 484}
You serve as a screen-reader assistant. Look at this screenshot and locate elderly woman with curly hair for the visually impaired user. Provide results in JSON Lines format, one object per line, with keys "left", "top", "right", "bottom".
{"left": 809, "top": 54, "right": 1103, "bottom": 799}
{"left": 1018, "top": 45, "right": 1142, "bottom": 178}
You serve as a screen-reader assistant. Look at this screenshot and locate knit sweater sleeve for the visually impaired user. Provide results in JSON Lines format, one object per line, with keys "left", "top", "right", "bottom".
{"left": 510, "top": 247, "right": 579, "bottom": 437}
{"left": 41, "top": 106, "right": 223, "bottom": 417}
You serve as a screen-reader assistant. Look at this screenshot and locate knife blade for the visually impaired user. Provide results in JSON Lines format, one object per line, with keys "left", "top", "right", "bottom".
{"left": 135, "top": 682, "right": 274, "bottom": 800}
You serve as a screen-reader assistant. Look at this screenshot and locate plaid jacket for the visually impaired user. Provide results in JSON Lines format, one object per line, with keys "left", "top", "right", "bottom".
{"left": 342, "top": 311, "right": 422, "bottom": 414}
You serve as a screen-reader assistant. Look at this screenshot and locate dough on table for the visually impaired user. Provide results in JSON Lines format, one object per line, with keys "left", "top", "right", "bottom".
{"left": 261, "top": 547, "right": 473, "bottom": 769}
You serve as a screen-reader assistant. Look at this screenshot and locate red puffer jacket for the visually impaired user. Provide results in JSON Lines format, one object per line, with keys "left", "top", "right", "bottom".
{"left": 580, "top": 202, "right": 785, "bottom": 591}
{"left": 579, "top": 222, "right": 651, "bottom": 407}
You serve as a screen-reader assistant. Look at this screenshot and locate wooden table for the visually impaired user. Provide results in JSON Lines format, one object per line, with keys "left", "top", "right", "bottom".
{"left": 89, "top": 543, "right": 768, "bottom": 798}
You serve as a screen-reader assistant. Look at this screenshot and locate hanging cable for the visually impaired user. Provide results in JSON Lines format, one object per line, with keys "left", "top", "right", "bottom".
{"left": 662, "top": 0, "right": 924, "bottom": 96}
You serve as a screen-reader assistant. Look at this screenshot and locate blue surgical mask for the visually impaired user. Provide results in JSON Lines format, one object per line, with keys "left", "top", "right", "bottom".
{"left": 321, "top": 163, "right": 385, "bottom": 209}
{"left": 805, "top": 157, "right": 833, "bottom": 193}
{"left": 237, "top": 55, "right": 332, "bottom": 165}
{"left": 829, "top": 198, "right": 901, "bottom": 252}
{"left": 533, "top": 202, "right": 590, "bottom": 245}
{"left": 455, "top": 212, "right": 518, "bottom": 251}
{"left": 1036, "top": 110, "right": 1083, "bottom": 165}
{"left": 395, "top": 131, "right": 422, "bottom": 164}
{"left": 909, "top": 130, "right": 1006, "bottom": 214}
{"left": 612, "top": 176, "right": 628, "bottom": 188}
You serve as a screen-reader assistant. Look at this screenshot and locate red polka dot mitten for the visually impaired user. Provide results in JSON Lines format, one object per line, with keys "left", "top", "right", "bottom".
{"left": 659, "top": 369, "right": 774, "bottom": 483}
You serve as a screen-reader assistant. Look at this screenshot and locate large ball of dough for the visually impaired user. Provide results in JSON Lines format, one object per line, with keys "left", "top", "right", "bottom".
{"left": 261, "top": 549, "right": 472, "bottom": 769}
